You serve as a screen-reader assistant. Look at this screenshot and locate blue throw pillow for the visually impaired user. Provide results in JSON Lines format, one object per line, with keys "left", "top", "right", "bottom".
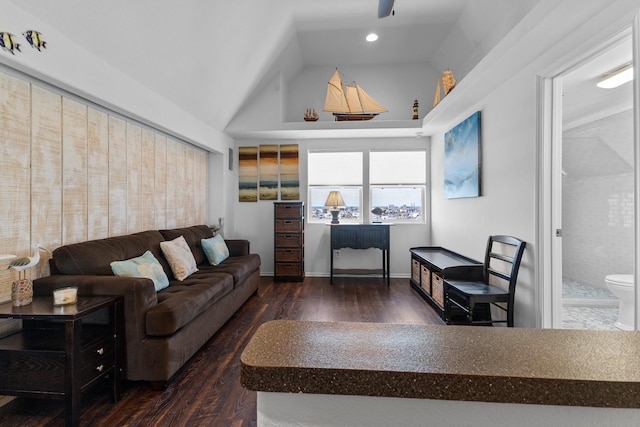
{"left": 202, "top": 235, "right": 230, "bottom": 266}
{"left": 110, "top": 250, "right": 170, "bottom": 291}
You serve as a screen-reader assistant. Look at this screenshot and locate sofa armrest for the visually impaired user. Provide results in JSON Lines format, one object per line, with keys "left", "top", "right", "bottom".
{"left": 34, "top": 274, "right": 156, "bottom": 299}
{"left": 226, "top": 239, "right": 250, "bottom": 257}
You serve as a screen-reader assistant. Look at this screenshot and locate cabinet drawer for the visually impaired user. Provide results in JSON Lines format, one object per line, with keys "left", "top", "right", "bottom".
{"left": 411, "top": 259, "right": 420, "bottom": 283}
{"left": 275, "top": 262, "right": 302, "bottom": 276}
{"left": 81, "top": 353, "right": 115, "bottom": 386}
{"left": 432, "top": 273, "right": 444, "bottom": 308}
{"left": 275, "top": 220, "right": 302, "bottom": 233}
{"left": 276, "top": 248, "right": 301, "bottom": 262}
{"left": 82, "top": 336, "right": 114, "bottom": 368}
{"left": 275, "top": 204, "right": 303, "bottom": 219}
{"left": 421, "top": 265, "right": 432, "bottom": 295}
{"left": 276, "top": 233, "right": 302, "bottom": 247}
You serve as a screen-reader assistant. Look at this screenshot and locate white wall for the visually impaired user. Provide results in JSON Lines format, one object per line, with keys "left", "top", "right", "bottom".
{"left": 232, "top": 137, "right": 431, "bottom": 278}
{"left": 430, "top": 71, "right": 538, "bottom": 326}
{"left": 427, "top": 0, "right": 640, "bottom": 327}
{"left": 228, "top": 62, "right": 439, "bottom": 133}
{"left": 229, "top": 0, "right": 640, "bottom": 328}
{"left": 229, "top": 60, "right": 436, "bottom": 276}
{"left": 562, "top": 110, "right": 635, "bottom": 288}
{"left": 285, "top": 64, "right": 437, "bottom": 122}
{"left": 0, "top": 1, "right": 234, "bottom": 238}
{"left": 0, "top": 1, "right": 228, "bottom": 155}
{"left": 257, "top": 392, "right": 640, "bottom": 427}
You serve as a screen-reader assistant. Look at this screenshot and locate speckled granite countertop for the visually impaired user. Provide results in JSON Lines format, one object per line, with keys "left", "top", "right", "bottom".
{"left": 241, "top": 320, "right": 640, "bottom": 408}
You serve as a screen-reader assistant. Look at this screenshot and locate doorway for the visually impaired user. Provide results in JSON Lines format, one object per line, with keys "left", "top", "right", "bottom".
{"left": 540, "top": 27, "right": 639, "bottom": 330}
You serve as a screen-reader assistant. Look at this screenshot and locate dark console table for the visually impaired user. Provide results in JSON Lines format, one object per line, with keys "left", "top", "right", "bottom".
{"left": 410, "top": 247, "right": 481, "bottom": 320}
{"left": 330, "top": 224, "right": 391, "bottom": 286}
{"left": 0, "top": 296, "right": 124, "bottom": 427}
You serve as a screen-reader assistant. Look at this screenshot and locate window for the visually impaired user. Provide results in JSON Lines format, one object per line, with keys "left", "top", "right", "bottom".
{"left": 370, "top": 151, "right": 426, "bottom": 223}
{"left": 308, "top": 152, "right": 362, "bottom": 222}
{"left": 308, "top": 150, "right": 427, "bottom": 224}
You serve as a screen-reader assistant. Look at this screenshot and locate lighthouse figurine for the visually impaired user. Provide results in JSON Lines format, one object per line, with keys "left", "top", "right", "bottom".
{"left": 412, "top": 99, "right": 419, "bottom": 120}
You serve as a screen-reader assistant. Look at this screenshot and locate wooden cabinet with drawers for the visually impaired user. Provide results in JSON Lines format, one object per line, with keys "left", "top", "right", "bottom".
{"left": 274, "top": 202, "right": 304, "bottom": 281}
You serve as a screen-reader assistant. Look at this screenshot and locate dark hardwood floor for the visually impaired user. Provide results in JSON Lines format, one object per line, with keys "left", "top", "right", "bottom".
{"left": 0, "top": 276, "right": 444, "bottom": 427}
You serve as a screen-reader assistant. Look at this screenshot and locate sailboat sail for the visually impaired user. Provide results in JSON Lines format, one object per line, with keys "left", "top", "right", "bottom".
{"left": 323, "top": 69, "right": 387, "bottom": 119}
{"left": 345, "top": 83, "right": 387, "bottom": 113}
{"left": 324, "top": 70, "right": 350, "bottom": 112}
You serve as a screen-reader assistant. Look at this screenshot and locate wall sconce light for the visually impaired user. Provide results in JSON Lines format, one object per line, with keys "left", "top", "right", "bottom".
{"left": 325, "top": 191, "right": 345, "bottom": 224}
{"left": 597, "top": 64, "right": 633, "bottom": 89}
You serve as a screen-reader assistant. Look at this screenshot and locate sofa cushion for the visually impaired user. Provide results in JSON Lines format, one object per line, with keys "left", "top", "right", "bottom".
{"left": 52, "top": 230, "right": 168, "bottom": 276}
{"left": 160, "top": 225, "right": 213, "bottom": 266}
{"left": 145, "top": 272, "right": 234, "bottom": 336}
{"left": 161, "top": 236, "right": 198, "bottom": 281}
{"left": 201, "top": 254, "right": 261, "bottom": 287}
{"left": 202, "top": 235, "right": 229, "bottom": 265}
{"left": 110, "top": 250, "right": 169, "bottom": 291}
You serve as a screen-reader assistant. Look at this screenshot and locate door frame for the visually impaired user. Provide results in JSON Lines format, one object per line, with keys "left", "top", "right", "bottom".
{"left": 537, "top": 21, "right": 640, "bottom": 329}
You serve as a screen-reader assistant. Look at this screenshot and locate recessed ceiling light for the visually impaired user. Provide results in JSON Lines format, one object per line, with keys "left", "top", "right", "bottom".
{"left": 597, "top": 64, "right": 634, "bottom": 89}
{"left": 366, "top": 33, "right": 379, "bottom": 42}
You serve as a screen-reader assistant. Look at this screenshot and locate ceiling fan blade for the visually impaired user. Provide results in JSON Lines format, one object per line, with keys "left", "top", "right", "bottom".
{"left": 378, "top": 0, "right": 395, "bottom": 18}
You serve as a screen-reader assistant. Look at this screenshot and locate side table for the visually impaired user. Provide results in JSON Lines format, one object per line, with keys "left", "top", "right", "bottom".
{"left": 330, "top": 224, "right": 391, "bottom": 286}
{"left": 0, "top": 295, "right": 124, "bottom": 427}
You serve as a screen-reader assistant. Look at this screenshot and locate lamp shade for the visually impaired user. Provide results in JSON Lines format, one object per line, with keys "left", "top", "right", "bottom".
{"left": 324, "top": 191, "right": 345, "bottom": 208}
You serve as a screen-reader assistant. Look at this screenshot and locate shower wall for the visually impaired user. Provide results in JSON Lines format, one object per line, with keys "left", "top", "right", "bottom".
{"left": 563, "top": 173, "right": 634, "bottom": 288}
{"left": 562, "top": 110, "right": 634, "bottom": 289}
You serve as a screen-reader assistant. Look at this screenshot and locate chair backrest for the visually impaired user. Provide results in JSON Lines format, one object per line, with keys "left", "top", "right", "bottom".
{"left": 483, "top": 235, "right": 526, "bottom": 304}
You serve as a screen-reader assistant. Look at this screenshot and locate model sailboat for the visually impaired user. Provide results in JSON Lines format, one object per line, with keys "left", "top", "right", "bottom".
{"left": 323, "top": 68, "right": 387, "bottom": 121}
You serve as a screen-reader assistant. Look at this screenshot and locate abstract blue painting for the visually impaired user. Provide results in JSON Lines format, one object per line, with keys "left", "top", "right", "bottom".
{"left": 444, "top": 111, "right": 481, "bottom": 199}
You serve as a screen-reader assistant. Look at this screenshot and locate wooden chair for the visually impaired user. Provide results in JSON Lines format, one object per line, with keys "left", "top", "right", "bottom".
{"left": 444, "top": 235, "right": 526, "bottom": 327}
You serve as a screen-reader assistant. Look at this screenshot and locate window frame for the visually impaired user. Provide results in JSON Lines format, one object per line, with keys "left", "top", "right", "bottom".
{"left": 307, "top": 149, "right": 427, "bottom": 225}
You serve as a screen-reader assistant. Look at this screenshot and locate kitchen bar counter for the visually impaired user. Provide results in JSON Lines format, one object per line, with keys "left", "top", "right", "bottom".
{"left": 241, "top": 320, "right": 640, "bottom": 408}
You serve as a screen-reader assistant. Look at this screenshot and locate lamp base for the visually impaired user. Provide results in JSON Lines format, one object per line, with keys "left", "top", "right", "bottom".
{"left": 330, "top": 209, "right": 340, "bottom": 224}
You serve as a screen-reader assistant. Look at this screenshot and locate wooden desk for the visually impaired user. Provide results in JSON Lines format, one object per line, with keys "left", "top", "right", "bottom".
{"left": 330, "top": 224, "right": 390, "bottom": 286}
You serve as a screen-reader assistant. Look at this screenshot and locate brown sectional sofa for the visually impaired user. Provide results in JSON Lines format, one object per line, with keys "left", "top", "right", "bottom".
{"left": 33, "top": 225, "right": 260, "bottom": 384}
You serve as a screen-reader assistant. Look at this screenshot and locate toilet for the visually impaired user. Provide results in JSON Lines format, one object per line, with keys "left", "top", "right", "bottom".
{"left": 605, "top": 274, "right": 635, "bottom": 330}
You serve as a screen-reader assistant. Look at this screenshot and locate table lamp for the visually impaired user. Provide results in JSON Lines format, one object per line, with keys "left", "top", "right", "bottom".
{"left": 324, "top": 191, "right": 345, "bottom": 224}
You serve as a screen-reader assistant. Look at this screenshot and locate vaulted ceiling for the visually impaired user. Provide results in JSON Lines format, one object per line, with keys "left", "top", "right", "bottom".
{"left": 8, "top": 0, "right": 542, "bottom": 134}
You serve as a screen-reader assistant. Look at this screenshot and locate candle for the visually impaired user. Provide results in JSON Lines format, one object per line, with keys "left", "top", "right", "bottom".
{"left": 53, "top": 287, "right": 78, "bottom": 305}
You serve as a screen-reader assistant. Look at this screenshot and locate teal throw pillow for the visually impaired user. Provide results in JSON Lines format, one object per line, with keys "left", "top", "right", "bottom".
{"left": 110, "top": 250, "right": 170, "bottom": 291}
{"left": 202, "top": 235, "right": 230, "bottom": 266}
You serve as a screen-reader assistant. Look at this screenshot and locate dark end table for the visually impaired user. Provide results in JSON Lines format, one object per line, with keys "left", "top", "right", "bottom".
{"left": 0, "top": 295, "right": 124, "bottom": 427}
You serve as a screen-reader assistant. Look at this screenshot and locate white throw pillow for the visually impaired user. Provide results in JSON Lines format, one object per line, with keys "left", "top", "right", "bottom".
{"left": 160, "top": 235, "right": 198, "bottom": 281}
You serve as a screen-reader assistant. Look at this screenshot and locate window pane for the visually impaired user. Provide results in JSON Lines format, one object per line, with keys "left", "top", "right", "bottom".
{"left": 370, "top": 151, "right": 426, "bottom": 184}
{"left": 371, "top": 186, "right": 424, "bottom": 222}
{"left": 308, "top": 152, "right": 363, "bottom": 185}
{"left": 309, "top": 187, "right": 362, "bottom": 222}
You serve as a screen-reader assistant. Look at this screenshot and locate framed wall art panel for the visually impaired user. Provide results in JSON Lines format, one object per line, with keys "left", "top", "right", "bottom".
{"left": 444, "top": 111, "right": 481, "bottom": 199}
{"left": 259, "top": 144, "right": 279, "bottom": 200}
{"left": 239, "top": 146, "right": 258, "bottom": 202}
{"left": 280, "top": 144, "right": 300, "bottom": 200}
